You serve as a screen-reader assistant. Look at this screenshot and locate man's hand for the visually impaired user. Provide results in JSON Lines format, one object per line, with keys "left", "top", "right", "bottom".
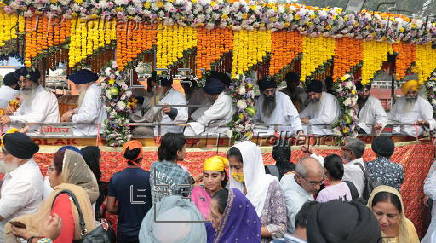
{"left": 0, "top": 116, "right": 11, "bottom": 125}
{"left": 373, "top": 123, "right": 382, "bottom": 131}
{"left": 301, "top": 118, "right": 310, "bottom": 125}
{"left": 416, "top": 120, "right": 429, "bottom": 126}
{"left": 4, "top": 106, "right": 15, "bottom": 115}
{"left": 162, "top": 105, "right": 171, "bottom": 114}
{"left": 60, "top": 110, "right": 74, "bottom": 122}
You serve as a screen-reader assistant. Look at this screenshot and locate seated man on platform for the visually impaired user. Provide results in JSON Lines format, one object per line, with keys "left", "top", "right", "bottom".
{"left": 299, "top": 80, "right": 340, "bottom": 136}
{"left": 184, "top": 72, "right": 233, "bottom": 137}
{"left": 280, "top": 72, "right": 307, "bottom": 113}
{"left": 181, "top": 79, "right": 210, "bottom": 121}
{"left": 390, "top": 80, "right": 435, "bottom": 136}
{"left": 254, "top": 77, "right": 303, "bottom": 137}
{"left": 61, "top": 69, "right": 106, "bottom": 136}
{"left": 356, "top": 83, "right": 388, "bottom": 135}
{"left": 131, "top": 76, "right": 188, "bottom": 136}
{"left": 0, "top": 72, "right": 20, "bottom": 109}
{"left": 0, "top": 68, "right": 60, "bottom": 134}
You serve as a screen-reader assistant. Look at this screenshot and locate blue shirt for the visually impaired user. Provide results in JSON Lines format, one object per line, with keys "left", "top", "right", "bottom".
{"left": 108, "top": 167, "right": 152, "bottom": 241}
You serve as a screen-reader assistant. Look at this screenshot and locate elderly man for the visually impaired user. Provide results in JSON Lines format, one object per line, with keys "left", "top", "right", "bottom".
{"left": 390, "top": 80, "right": 435, "bottom": 136}
{"left": 356, "top": 83, "right": 388, "bottom": 135}
{"left": 300, "top": 80, "right": 340, "bottom": 136}
{"left": 0, "top": 72, "right": 20, "bottom": 109}
{"left": 255, "top": 77, "right": 303, "bottom": 137}
{"left": 184, "top": 72, "right": 233, "bottom": 137}
{"left": 280, "top": 157, "right": 324, "bottom": 233}
{"left": 61, "top": 69, "right": 106, "bottom": 136}
{"left": 0, "top": 68, "right": 59, "bottom": 133}
{"left": 0, "top": 132, "right": 43, "bottom": 242}
{"left": 341, "top": 137, "right": 366, "bottom": 197}
{"left": 280, "top": 72, "right": 307, "bottom": 113}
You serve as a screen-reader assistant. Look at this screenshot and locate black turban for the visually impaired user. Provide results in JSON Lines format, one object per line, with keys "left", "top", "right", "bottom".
{"left": 3, "top": 72, "right": 19, "bottom": 86}
{"left": 68, "top": 69, "right": 99, "bottom": 84}
{"left": 371, "top": 136, "right": 395, "bottom": 158}
{"left": 209, "top": 71, "right": 231, "bottom": 87}
{"left": 3, "top": 132, "right": 39, "bottom": 159}
{"left": 306, "top": 79, "right": 323, "bottom": 93}
{"left": 159, "top": 77, "right": 173, "bottom": 87}
{"left": 285, "top": 72, "right": 300, "bottom": 83}
{"left": 356, "top": 82, "right": 372, "bottom": 91}
{"left": 307, "top": 200, "right": 381, "bottom": 243}
{"left": 14, "top": 67, "right": 41, "bottom": 83}
{"left": 258, "top": 77, "right": 277, "bottom": 91}
{"left": 203, "top": 76, "right": 225, "bottom": 95}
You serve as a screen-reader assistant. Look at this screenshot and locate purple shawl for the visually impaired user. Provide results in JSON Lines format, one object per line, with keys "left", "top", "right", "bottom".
{"left": 211, "top": 188, "right": 261, "bottom": 243}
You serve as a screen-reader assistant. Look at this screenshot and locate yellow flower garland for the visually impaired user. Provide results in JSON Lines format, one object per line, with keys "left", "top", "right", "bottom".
{"left": 231, "top": 30, "right": 271, "bottom": 78}
{"left": 361, "top": 41, "right": 393, "bottom": 85}
{"left": 69, "top": 18, "right": 116, "bottom": 67}
{"left": 300, "top": 36, "right": 335, "bottom": 81}
{"left": 415, "top": 43, "right": 436, "bottom": 84}
{"left": 156, "top": 25, "right": 197, "bottom": 68}
{"left": 0, "top": 11, "right": 19, "bottom": 47}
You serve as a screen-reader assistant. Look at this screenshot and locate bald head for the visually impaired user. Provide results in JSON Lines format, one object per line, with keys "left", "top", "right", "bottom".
{"left": 296, "top": 157, "right": 324, "bottom": 178}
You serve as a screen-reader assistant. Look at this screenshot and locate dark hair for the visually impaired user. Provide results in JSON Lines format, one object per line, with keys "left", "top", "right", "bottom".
{"left": 124, "top": 147, "right": 142, "bottom": 165}
{"left": 81, "top": 146, "right": 101, "bottom": 182}
{"left": 212, "top": 188, "right": 229, "bottom": 214}
{"left": 371, "top": 191, "right": 402, "bottom": 214}
{"left": 53, "top": 150, "right": 66, "bottom": 176}
{"left": 220, "top": 170, "right": 228, "bottom": 188}
{"left": 227, "top": 147, "right": 243, "bottom": 163}
{"left": 285, "top": 72, "right": 300, "bottom": 83}
{"left": 295, "top": 201, "right": 318, "bottom": 228}
{"left": 371, "top": 136, "right": 395, "bottom": 158}
{"left": 158, "top": 133, "right": 186, "bottom": 162}
{"left": 324, "top": 154, "right": 344, "bottom": 181}
{"left": 272, "top": 144, "right": 295, "bottom": 179}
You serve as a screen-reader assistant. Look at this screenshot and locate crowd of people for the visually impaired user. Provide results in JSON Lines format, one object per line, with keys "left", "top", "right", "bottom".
{"left": 0, "top": 129, "right": 435, "bottom": 242}
{"left": 0, "top": 67, "right": 435, "bottom": 137}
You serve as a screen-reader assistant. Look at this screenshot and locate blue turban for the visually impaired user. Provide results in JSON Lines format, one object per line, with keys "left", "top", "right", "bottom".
{"left": 3, "top": 72, "right": 19, "bottom": 86}
{"left": 68, "top": 69, "right": 99, "bottom": 84}
{"left": 203, "top": 77, "right": 225, "bottom": 95}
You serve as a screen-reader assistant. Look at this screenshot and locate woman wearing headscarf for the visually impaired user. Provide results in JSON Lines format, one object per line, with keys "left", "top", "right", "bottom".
{"left": 227, "top": 141, "right": 287, "bottom": 242}
{"left": 368, "top": 186, "right": 419, "bottom": 243}
{"left": 307, "top": 200, "right": 381, "bottom": 243}
{"left": 139, "top": 195, "right": 207, "bottom": 243}
{"left": 191, "top": 155, "right": 228, "bottom": 219}
{"left": 209, "top": 188, "right": 261, "bottom": 243}
{"left": 5, "top": 149, "right": 98, "bottom": 242}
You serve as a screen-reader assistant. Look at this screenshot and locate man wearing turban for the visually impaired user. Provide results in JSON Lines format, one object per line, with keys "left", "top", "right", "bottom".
{"left": 61, "top": 69, "right": 107, "bottom": 136}
{"left": 254, "top": 77, "right": 303, "bottom": 137}
{"left": 0, "top": 68, "right": 60, "bottom": 134}
{"left": 356, "top": 82, "right": 388, "bottom": 135}
{"left": 390, "top": 80, "right": 435, "bottom": 136}
{"left": 299, "top": 80, "right": 340, "bottom": 135}
{"left": 184, "top": 72, "right": 233, "bottom": 137}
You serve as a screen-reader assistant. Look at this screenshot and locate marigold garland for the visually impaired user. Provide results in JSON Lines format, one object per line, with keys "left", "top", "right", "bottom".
{"left": 415, "top": 43, "right": 436, "bottom": 84}
{"left": 269, "top": 31, "right": 302, "bottom": 76}
{"left": 361, "top": 41, "right": 393, "bottom": 85}
{"left": 392, "top": 42, "right": 416, "bottom": 80}
{"left": 231, "top": 30, "right": 271, "bottom": 78}
{"left": 0, "top": 11, "right": 19, "bottom": 48}
{"left": 156, "top": 25, "right": 197, "bottom": 69}
{"left": 196, "top": 28, "right": 233, "bottom": 78}
{"left": 116, "top": 22, "right": 157, "bottom": 70}
{"left": 333, "top": 38, "right": 363, "bottom": 81}
{"left": 300, "top": 36, "right": 336, "bottom": 81}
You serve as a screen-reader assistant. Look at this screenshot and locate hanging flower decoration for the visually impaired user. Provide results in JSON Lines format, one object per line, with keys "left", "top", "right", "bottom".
{"left": 228, "top": 76, "right": 256, "bottom": 142}
{"left": 232, "top": 30, "right": 271, "bottom": 78}
{"left": 392, "top": 42, "right": 416, "bottom": 81}
{"left": 333, "top": 38, "right": 362, "bottom": 81}
{"left": 0, "top": 10, "right": 19, "bottom": 47}
{"left": 332, "top": 73, "right": 359, "bottom": 136}
{"left": 100, "top": 63, "right": 135, "bottom": 147}
{"left": 300, "top": 36, "right": 335, "bottom": 81}
{"left": 361, "top": 41, "right": 393, "bottom": 85}
{"left": 269, "top": 31, "right": 302, "bottom": 76}
{"left": 415, "top": 43, "right": 436, "bottom": 85}
{"left": 426, "top": 71, "right": 436, "bottom": 114}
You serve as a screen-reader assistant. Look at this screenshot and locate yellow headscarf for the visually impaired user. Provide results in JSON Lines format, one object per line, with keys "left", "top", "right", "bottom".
{"left": 401, "top": 80, "right": 420, "bottom": 95}
{"left": 203, "top": 156, "right": 228, "bottom": 172}
{"left": 367, "top": 185, "right": 420, "bottom": 243}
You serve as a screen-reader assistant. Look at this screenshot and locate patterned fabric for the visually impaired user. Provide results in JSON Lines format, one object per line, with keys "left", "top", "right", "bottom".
{"left": 261, "top": 180, "right": 287, "bottom": 243}
{"left": 366, "top": 157, "right": 404, "bottom": 191}
{"left": 149, "top": 160, "right": 193, "bottom": 205}
{"left": 37, "top": 239, "right": 52, "bottom": 243}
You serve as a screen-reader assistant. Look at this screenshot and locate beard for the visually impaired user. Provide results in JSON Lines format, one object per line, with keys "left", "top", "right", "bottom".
{"left": 403, "top": 97, "right": 417, "bottom": 113}
{"left": 77, "top": 91, "right": 86, "bottom": 107}
{"left": 0, "top": 160, "right": 19, "bottom": 173}
{"left": 358, "top": 95, "right": 369, "bottom": 108}
{"left": 262, "top": 95, "right": 276, "bottom": 118}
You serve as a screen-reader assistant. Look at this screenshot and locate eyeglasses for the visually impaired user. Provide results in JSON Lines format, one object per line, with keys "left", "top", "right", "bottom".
{"left": 302, "top": 176, "right": 324, "bottom": 186}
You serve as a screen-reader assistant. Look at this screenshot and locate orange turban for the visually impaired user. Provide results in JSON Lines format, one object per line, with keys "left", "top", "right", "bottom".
{"left": 122, "top": 140, "right": 143, "bottom": 159}
{"left": 203, "top": 156, "right": 228, "bottom": 172}
{"left": 401, "top": 80, "right": 419, "bottom": 94}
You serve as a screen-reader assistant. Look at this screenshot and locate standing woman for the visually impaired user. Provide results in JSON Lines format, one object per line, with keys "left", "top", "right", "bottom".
{"left": 368, "top": 186, "right": 419, "bottom": 243}
{"left": 227, "top": 141, "right": 287, "bottom": 242}
{"left": 191, "top": 155, "right": 228, "bottom": 220}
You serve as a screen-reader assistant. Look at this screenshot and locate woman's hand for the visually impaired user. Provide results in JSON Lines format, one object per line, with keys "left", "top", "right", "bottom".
{"left": 41, "top": 214, "right": 62, "bottom": 240}
{"left": 11, "top": 225, "right": 32, "bottom": 240}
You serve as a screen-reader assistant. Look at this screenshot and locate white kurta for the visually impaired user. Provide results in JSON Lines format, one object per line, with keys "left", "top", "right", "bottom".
{"left": 0, "top": 85, "right": 19, "bottom": 109}
{"left": 423, "top": 161, "right": 436, "bottom": 243}
{"left": 390, "top": 96, "right": 436, "bottom": 136}
{"left": 10, "top": 85, "right": 60, "bottom": 133}
{"left": 184, "top": 92, "right": 233, "bottom": 137}
{"left": 152, "top": 88, "right": 188, "bottom": 135}
{"left": 71, "top": 83, "right": 107, "bottom": 136}
{"left": 357, "top": 96, "right": 388, "bottom": 134}
{"left": 255, "top": 91, "right": 302, "bottom": 136}
{"left": 299, "top": 92, "right": 340, "bottom": 135}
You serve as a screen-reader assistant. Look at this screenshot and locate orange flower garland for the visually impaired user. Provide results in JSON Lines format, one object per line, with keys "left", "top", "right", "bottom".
{"left": 269, "top": 31, "right": 302, "bottom": 76}
{"left": 392, "top": 42, "right": 416, "bottom": 80}
{"left": 196, "top": 27, "right": 233, "bottom": 78}
{"left": 116, "top": 22, "right": 157, "bottom": 70}
{"left": 333, "top": 38, "right": 363, "bottom": 81}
